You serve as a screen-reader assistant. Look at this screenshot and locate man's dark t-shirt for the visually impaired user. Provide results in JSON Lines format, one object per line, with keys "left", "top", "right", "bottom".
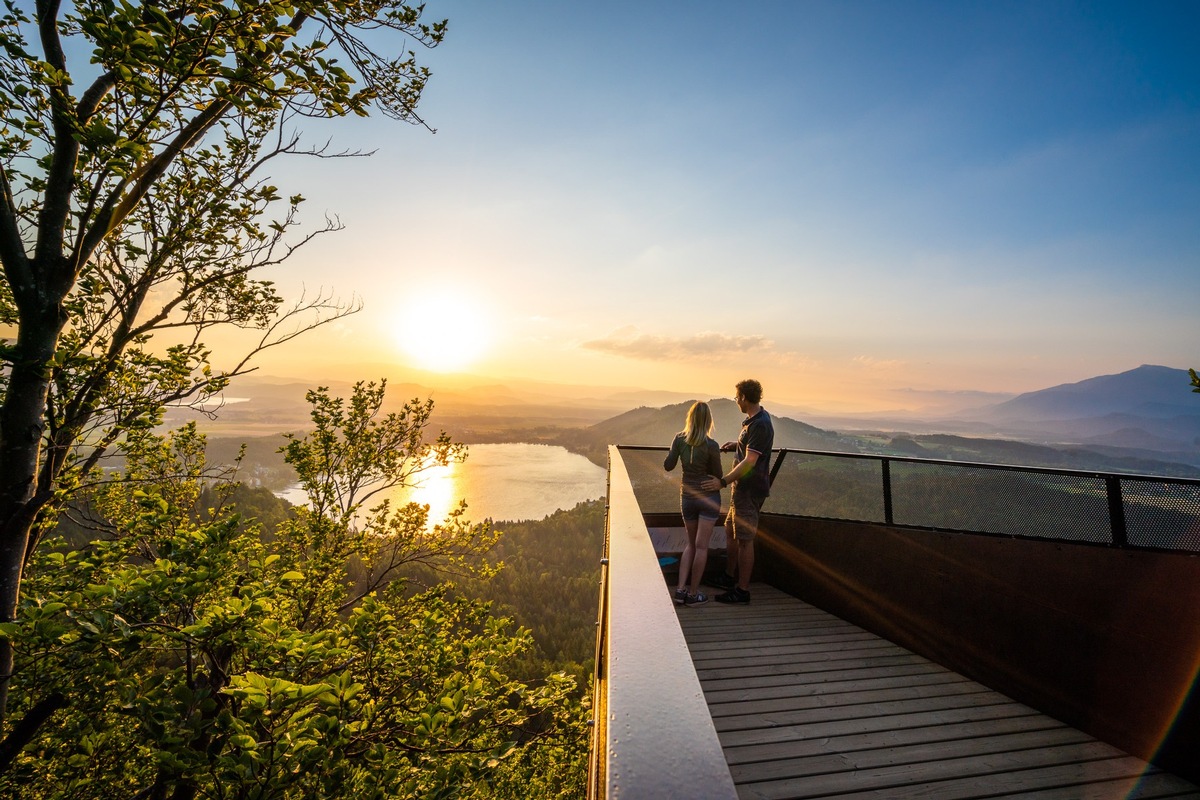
{"left": 736, "top": 408, "right": 774, "bottom": 498}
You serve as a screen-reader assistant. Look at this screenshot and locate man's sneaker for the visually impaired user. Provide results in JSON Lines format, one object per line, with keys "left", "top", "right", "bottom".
{"left": 715, "top": 587, "right": 751, "bottom": 604}
{"left": 673, "top": 588, "right": 688, "bottom": 605}
{"left": 709, "top": 572, "right": 737, "bottom": 590}
{"left": 684, "top": 591, "right": 709, "bottom": 607}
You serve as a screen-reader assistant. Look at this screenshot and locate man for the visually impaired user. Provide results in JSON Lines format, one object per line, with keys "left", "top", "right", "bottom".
{"left": 701, "top": 378, "right": 774, "bottom": 604}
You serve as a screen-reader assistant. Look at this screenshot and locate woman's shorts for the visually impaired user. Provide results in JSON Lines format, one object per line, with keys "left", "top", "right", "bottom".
{"left": 681, "top": 490, "right": 722, "bottom": 522}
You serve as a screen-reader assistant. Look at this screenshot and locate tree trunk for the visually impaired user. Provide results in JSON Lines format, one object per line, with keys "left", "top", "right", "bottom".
{"left": 0, "top": 300, "right": 67, "bottom": 725}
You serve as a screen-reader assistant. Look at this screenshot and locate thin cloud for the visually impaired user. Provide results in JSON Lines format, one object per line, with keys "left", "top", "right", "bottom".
{"left": 583, "top": 329, "right": 775, "bottom": 362}
{"left": 853, "top": 355, "right": 907, "bottom": 370}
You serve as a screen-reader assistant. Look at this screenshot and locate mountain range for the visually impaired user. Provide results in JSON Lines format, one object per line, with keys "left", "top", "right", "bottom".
{"left": 552, "top": 398, "right": 858, "bottom": 465}
{"left": 550, "top": 365, "right": 1200, "bottom": 476}
{"left": 980, "top": 364, "right": 1195, "bottom": 419}
{"left": 948, "top": 365, "right": 1200, "bottom": 459}
{"left": 192, "top": 364, "right": 1200, "bottom": 479}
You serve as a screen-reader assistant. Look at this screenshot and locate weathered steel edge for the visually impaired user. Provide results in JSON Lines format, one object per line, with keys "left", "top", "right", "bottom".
{"left": 600, "top": 446, "right": 738, "bottom": 800}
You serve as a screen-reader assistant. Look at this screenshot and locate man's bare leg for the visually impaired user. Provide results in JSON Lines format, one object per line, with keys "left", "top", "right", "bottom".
{"left": 723, "top": 524, "right": 739, "bottom": 583}
{"left": 737, "top": 539, "right": 754, "bottom": 591}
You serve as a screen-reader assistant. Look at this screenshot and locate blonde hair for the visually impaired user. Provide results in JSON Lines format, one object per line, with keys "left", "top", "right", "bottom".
{"left": 683, "top": 401, "right": 714, "bottom": 447}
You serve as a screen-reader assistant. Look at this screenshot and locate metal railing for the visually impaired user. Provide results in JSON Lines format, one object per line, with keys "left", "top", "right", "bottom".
{"left": 587, "top": 447, "right": 738, "bottom": 800}
{"left": 616, "top": 445, "right": 1200, "bottom": 553}
{"left": 594, "top": 445, "right": 1200, "bottom": 791}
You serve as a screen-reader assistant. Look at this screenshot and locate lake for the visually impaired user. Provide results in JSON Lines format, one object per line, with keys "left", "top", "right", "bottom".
{"left": 277, "top": 443, "right": 607, "bottom": 524}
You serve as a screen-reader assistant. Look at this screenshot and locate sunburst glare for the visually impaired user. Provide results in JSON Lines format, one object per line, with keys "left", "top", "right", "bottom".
{"left": 394, "top": 290, "right": 491, "bottom": 372}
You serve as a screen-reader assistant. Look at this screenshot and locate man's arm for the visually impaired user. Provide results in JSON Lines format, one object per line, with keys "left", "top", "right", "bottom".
{"left": 701, "top": 449, "right": 760, "bottom": 491}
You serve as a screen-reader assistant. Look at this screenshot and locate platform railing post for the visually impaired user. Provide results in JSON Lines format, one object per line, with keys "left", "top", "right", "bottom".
{"left": 1105, "top": 474, "right": 1129, "bottom": 547}
{"left": 882, "top": 458, "right": 895, "bottom": 526}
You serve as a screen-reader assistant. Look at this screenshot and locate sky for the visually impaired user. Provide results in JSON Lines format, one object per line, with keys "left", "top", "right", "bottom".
{"left": 228, "top": 0, "right": 1200, "bottom": 414}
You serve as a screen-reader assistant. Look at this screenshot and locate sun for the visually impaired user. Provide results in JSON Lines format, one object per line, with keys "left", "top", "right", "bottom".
{"left": 394, "top": 290, "right": 492, "bottom": 372}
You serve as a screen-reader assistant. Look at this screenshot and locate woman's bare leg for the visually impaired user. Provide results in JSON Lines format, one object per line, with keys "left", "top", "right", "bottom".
{"left": 690, "top": 517, "right": 714, "bottom": 595}
{"left": 678, "top": 517, "right": 699, "bottom": 592}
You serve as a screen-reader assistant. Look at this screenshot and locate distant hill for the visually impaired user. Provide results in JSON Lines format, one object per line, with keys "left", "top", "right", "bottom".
{"left": 554, "top": 399, "right": 857, "bottom": 466}
{"left": 189, "top": 366, "right": 1200, "bottom": 479}
{"left": 556, "top": 393, "right": 1200, "bottom": 478}
{"left": 951, "top": 365, "right": 1200, "bottom": 461}
{"left": 983, "top": 365, "right": 1196, "bottom": 421}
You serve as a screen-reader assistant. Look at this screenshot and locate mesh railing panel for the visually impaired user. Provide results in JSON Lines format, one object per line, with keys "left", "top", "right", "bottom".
{"left": 765, "top": 452, "right": 885, "bottom": 522}
{"left": 888, "top": 462, "right": 1112, "bottom": 543}
{"left": 1121, "top": 478, "right": 1200, "bottom": 552}
{"left": 616, "top": 447, "right": 738, "bottom": 517}
{"left": 617, "top": 446, "right": 1200, "bottom": 553}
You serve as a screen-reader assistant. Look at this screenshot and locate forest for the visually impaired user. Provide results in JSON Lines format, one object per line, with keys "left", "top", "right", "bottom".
{"left": 4, "top": 386, "right": 598, "bottom": 798}
{"left": 0, "top": 0, "right": 601, "bottom": 795}
{"left": 452, "top": 501, "right": 605, "bottom": 687}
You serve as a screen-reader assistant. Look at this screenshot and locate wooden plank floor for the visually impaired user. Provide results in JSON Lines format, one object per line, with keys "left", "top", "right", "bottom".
{"left": 676, "top": 582, "right": 1200, "bottom": 800}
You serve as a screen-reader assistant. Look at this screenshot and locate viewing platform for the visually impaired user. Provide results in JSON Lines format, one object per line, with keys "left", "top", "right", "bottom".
{"left": 590, "top": 445, "right": 1200, "bottom": 799}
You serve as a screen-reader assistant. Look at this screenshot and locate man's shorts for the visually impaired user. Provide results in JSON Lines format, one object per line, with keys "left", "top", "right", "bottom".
{"left": 681, "top": 490, "right": 722, "bottom": 522}
{"left": 727, "top": 490, "right": 766, "bottom": 541}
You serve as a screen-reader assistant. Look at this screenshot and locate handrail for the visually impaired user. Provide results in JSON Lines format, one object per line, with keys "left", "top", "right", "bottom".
{"left": 616, "top": 445, "right": 1200, "bottom": 553}
{"left": 617, "top": 443, "right": 1200, "bottom": 484}
{"left": 587, "top": 446, "right": 737, "bottom": 800}
{"left": 776, "top": 446, "right": 1200, "bottom": 483}
{"left": 586, "top": 454, "right": 613, "bottom": 799}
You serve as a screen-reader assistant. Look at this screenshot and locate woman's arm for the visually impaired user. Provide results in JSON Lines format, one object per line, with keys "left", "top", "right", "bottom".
{"left": 663, "top": 435, "right": 682, "bottom": 471}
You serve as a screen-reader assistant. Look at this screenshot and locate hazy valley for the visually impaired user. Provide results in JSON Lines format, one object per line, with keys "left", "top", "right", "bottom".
{"left": 187, "top": 364, "right": 1200, "bottom": 491}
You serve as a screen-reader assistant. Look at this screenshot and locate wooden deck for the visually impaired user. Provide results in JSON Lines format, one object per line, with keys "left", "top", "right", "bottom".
{"left": 676, "top": 582, "right": 1200, "bottom": 800}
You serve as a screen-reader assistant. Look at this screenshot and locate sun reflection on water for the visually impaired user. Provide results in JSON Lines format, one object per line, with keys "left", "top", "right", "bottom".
{"left": 276, "top": 443, "right": 607, "bottom": 527}
{"left": 392, "top": 457, "right": 459, "bottom": 529}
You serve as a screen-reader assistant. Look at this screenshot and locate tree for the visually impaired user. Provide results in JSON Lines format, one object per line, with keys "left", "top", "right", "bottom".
{"left": 276, "top": 381, "right": 499, "bottom": 627}
{"left": 0, "top": 0, "right": 446, "bottom": 729}
{"left": 0, "top": 383, "right": 585, "bottom": 797}
{"left": 1190, "top": 369, "right": 1199, "bottom": 394}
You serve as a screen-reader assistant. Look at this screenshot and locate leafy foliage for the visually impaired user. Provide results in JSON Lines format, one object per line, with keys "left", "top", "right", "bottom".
{"left": 1, "top": 384, "right": 587, "bottom": 798}
{"left": 1, "top": 2, "right": 592, "bottom": 793}
{"left": 1, "top": 0, "right": 448, "bottom": 539}
{"left": 0, "top": 0, "right": 447, "bottom": 743}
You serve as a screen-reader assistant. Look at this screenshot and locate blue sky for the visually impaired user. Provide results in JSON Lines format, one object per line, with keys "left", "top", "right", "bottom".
{"left": 253, "top": 0, "right": 1200, "bottom": 412}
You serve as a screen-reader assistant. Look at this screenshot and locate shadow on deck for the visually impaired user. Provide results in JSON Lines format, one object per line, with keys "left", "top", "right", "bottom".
{"left": 679, "top": 579, "right": 1200, "bottom": 799}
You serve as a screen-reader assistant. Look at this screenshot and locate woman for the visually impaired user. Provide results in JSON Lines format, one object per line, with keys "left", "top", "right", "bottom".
{"left": 663, "top": 401, "right": 723, "bottom": 606}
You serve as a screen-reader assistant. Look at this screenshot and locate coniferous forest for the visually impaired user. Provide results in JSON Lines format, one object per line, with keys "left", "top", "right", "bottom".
{"left": 458, "top": 501, "right": 606, "bottom": 686}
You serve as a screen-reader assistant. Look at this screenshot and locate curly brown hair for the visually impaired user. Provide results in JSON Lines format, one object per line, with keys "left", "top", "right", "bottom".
{"left": 735, "top": 379, "right": 763, "bottom": 405}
